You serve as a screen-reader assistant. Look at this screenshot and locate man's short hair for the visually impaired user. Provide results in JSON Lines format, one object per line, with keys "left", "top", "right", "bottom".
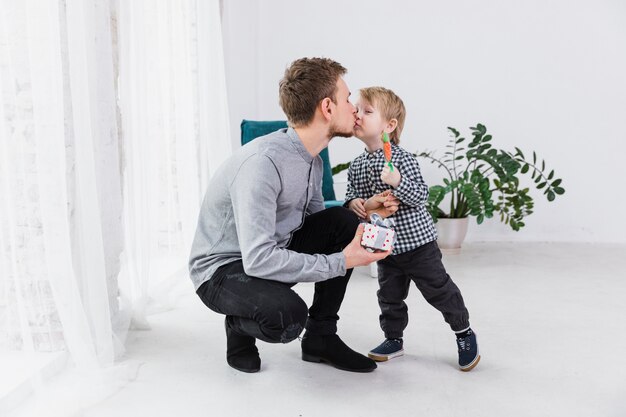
{"left": 359, "top": 86, "right": 406, "bottom": 145}
{"left": 279, "top": 57, "right": 347, "bottom": 127}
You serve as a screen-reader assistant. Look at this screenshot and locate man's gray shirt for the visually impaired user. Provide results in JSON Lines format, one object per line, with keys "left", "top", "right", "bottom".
{"left": 189, "top": 128, "right": 347, "bottom": 291}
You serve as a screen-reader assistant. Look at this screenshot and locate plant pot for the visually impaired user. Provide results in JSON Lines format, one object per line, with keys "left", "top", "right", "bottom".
{"left": 435, "top": 217, "right": 469, "bottom": 254}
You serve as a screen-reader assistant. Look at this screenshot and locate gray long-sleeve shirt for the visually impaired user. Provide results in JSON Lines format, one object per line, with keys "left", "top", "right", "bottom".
{"left": 189, "top": 128, "right": 347, "bottom": 291}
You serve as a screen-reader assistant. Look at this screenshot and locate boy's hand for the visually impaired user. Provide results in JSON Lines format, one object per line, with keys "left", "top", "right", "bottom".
{"left": 364, "top": 190, "right": 399, "bottom": 220}
{"left": 343, "top": 224, "right": 392, "bottom": 269}
{"left": 347, "top": 198, "right": 367, "bottom": 219}
{"left": 381, "top": 165, "right": 401, "bottom": 188}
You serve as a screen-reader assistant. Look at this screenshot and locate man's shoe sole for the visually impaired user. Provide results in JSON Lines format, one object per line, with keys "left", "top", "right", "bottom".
{"left": 302, "top": 353, "right": 377, "bottom": 373}
{"left": 460, "top": 354, "right": 481, "bottom": 372}
{"left": 367, "top": 349, "right": 404, "bottom": 362}
{"left": 227, "top": 362, "right": 260, "bottom": 373}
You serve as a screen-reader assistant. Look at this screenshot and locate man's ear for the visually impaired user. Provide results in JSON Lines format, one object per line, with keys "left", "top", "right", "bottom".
{"left": 320, "top": 97, "right": 333, "bottom": 121}
{"left": 385, "top": 118, "right": 398, "bottom": 134}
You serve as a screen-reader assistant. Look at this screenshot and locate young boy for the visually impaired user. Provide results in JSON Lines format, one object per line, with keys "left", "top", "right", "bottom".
{"left": 345, "top": 86, "right": 480, "bottom": 371}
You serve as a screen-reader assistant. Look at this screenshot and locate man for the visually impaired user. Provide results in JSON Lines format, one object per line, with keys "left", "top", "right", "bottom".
{"left": 189, "top": 57, "right": 399, "bottom": 373}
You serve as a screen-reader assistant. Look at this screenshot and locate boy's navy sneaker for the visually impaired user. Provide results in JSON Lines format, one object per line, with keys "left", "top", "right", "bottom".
{"left": 456, "top": 328, "right": 480, "bottom": 371}
{"left": 367, "top": 338, "right": 404, "bottom": 362}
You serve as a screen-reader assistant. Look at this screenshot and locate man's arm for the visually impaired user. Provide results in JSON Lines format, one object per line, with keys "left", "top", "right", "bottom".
{"left": 230, "top": 154, "right": 347, "bottom": 283}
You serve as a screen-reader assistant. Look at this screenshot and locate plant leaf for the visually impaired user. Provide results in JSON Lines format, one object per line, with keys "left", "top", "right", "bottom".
{"left": 448, "top": 127, "right": 460, "bottom": 137}
{"left": 331, "top": 162, "right": 350, "bottom": 175}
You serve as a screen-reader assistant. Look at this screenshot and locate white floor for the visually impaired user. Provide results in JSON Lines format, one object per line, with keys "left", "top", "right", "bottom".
{"left": 10, "top": 243, "right": 626, "bottom": 417}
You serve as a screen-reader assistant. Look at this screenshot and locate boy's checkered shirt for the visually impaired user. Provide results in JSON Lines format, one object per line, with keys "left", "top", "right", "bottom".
{"left": 344, "top": 144, "right": 437, "bottom": 255}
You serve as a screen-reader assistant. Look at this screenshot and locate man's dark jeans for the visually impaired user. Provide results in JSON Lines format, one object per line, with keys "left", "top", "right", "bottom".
{"left": 196, "top": 206, "right": 359, "bottom": 344}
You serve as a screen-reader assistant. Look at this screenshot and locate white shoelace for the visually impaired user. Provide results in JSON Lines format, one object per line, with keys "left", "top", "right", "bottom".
{"left": 458, "top": 338, "right": 466, "bottom": 350}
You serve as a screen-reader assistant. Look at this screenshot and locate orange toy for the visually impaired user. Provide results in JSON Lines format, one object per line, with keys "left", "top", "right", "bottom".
{"left": 382, "top": 132, "right": 393, "bottom": 171}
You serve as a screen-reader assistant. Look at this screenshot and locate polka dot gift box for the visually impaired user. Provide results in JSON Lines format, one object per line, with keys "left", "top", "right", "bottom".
{"left": 360, "top": 213, "right": 395, "bottom": 252}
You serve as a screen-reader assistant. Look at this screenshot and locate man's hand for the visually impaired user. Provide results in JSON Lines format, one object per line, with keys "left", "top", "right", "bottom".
{"left": 347, "top": 198, "right": 367, "bottom": 219}
{"left": 381, "top": 165, "right": 401, "bottom": 188}
{"left": 343, "top": 224, "right": 392, "bottom": 269}
{"left": 363, "top": 190, "right": 400, "bottom": 220}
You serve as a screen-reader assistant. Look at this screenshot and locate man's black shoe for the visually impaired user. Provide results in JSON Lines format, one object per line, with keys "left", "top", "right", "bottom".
{"left": 301, "top": 333, "right": 377, "bottom": 373}
{"left": 225, "top": 318, "right": 260, "bottom": 373}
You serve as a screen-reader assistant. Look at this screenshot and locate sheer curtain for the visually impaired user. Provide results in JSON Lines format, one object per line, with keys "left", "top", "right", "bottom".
{"left": 116, "top": 0, "right": 231, "bottom": 331}
{"left": 0, "top": 0, "right": 116, "bottom": 370}
{"left": 0, "top": 0, "right": 230, "bottom": 411}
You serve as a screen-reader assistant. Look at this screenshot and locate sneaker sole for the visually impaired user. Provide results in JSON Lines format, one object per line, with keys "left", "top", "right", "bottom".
{"left": 460, "top": 354, "right": 481, "bottom": 372}
{"left": 302, "top": 353, "right": 377, "bottom": 373}
{"left": 367, "top": 349, "right": 404, "bottom": 362}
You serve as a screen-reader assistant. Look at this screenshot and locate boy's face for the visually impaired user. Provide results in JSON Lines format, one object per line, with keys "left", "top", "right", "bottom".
{"left": 354, "top": 98, "right": 388, "bottom": 142}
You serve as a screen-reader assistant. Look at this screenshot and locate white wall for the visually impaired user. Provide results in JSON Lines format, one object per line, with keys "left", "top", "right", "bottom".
{"left": 221, "top": 0, "right": 626, "bottom": 243}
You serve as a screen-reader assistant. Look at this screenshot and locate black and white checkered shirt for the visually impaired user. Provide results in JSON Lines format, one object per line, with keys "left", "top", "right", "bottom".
{"left": 344, "top": 144, "right": 437, "bottom": 255}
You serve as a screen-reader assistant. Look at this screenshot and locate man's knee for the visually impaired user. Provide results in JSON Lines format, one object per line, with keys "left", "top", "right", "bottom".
{"left": 261, "top": 296, "right": 308, "bottom": 343}
{"left": 280, "top": 297, "right": 308, "bottom": 343}
{"left": 325, "top": 206, "right": 359, "bottom": 239}
{"left": 326, "top": 205, "right": 358, "bottom": 223}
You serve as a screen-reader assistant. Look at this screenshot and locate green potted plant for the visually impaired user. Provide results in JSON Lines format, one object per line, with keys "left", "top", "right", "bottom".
{"left": 416, "top": 123, "right": 565, "bottom": 250}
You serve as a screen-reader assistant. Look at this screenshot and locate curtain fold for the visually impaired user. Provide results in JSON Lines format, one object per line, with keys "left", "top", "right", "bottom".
{"left": 117, "top": 0, "right": 231, "bottom": 329}
{"left": 64, "top": 0, "right": 116, "bottom": 367}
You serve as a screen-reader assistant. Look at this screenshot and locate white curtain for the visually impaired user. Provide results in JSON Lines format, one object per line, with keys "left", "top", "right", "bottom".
{"left": 116, "top": 0, "right": 231, "bottom": 330}
{"left": 0, "top": 0, "right": 116, "bottom": 370}
{"left": 0, "top": 0, "right": 230, "bottom": 411}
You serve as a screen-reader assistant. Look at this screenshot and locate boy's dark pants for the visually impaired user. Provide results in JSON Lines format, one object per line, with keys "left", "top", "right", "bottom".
{"left": 377, "top": 240, "right": 470, "bottom": 338}
{"left": 196, "top": 207, "right": 359, "bottom": 344}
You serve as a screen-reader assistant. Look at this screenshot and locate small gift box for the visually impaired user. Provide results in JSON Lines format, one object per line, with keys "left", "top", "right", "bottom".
{"left": 361, "top": 213, "right": 395, "bottom": 252}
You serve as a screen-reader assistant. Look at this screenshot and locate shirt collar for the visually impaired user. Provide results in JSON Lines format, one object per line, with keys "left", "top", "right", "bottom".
{"left": 287, "top": 127, "right": 314, "bottom": 163}
{"left": 365, "top": 147, "right": 385, "bottom": 157}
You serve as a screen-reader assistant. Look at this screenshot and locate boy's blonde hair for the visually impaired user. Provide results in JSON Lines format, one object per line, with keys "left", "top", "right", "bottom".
{"left": 359, "top": 86, "right": 406, "bottom": 144}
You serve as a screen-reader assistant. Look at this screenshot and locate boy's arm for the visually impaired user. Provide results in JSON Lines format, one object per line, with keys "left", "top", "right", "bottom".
{"left": 342, "top": 160, "right": 361, "bottom": 206}
{"left": 391, "top": 151, "right": 429, "bottom": 207}
{"left": 343, "top": 161, "right": 370, "bottom": 219}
